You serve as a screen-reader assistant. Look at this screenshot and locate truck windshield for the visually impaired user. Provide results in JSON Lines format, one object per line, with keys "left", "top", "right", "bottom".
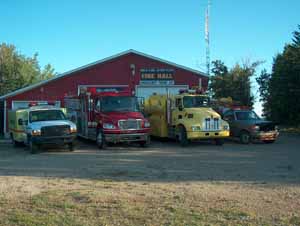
{"left": 101, "top": 96, "right": 140, "bottom": 112}
{"left": 235, "top": 111, "right": 259, "bottom": 120}
{"left": 29, "top": 110, "right": 66, "bottom": 122}
{"left": 183, "top": 96, "right": 210, "bottom": 108}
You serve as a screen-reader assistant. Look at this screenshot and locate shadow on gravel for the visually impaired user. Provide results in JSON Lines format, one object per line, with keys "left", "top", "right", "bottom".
{"left": 0, "top": 134, "right": 299, "bottom": 184}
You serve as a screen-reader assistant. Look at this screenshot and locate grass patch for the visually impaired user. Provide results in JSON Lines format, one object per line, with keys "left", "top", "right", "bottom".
{"left": 280, "top": 126, "right": 300, "bottom": 134}
{"left": 0, "top": 182, "right": 299, "bottom": 226}
{"left": 6, "top": 211, "right": 83, "bottom": 226}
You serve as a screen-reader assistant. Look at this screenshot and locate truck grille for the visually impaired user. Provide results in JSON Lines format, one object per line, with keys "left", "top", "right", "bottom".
{"left": 41, "top": 125, "right": 70, "bottom": 137}
{"left": 259, "top": 123, "right": 276, "bottom": 132}
{"left": 118, "top": 119, "right": 142, "bottom": 130}
{"left": 203, "top": 118, "right": 220, "bottom": 131}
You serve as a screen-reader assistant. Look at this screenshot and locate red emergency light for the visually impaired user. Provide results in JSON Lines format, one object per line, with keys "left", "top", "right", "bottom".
{"left": 28, "top": 102, "right": 38, "bottom": 107}
{"left": 86, "top": 87, "right": 131, "bottom": 97}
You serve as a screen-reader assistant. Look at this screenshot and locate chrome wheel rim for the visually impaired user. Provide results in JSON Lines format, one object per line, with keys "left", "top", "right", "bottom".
{"left": 242, "top": 134, "right": 249, "bottom": 143}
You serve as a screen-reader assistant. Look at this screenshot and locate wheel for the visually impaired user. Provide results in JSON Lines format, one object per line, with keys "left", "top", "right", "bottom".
{"left": 68, "top": 142, "right": 75, "bottom": 151}
{"left": 177, "top": 125, "right": 189, "bottom": 147}
{"left": 28, "top": 138, "right": 38, "bottom": 154}
{"left": 11, "top": 134, "right": 22, "bottom": 147}
{"left": 263, "top": 140, "right": 275, "bottom": 144}
{"left": 96, "top": 130, "right": 106, "bottom": 149}
{"left": 215, "top": 139, "right": 224, "bottom": 146}
{"left": 139, "top": 136, "right": 151, "bottom": 147}
{"left": 239, "top": 131, "right": 251, "bottom": 144}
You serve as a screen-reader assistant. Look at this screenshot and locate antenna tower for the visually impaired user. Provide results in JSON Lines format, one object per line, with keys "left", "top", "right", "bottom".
{"left": 205, "top": 0, "right": 211, "bottom": 76}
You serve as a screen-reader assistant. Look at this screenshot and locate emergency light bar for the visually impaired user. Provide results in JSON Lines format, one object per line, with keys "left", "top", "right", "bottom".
{"left": 28, "top": 101, "right": 56, "bottom": 107}
{"left": 179, "top": 88, "right": 204, "bottom": 95}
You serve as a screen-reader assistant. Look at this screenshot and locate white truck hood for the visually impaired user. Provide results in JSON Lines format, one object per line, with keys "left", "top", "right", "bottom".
{"left": 29, "top": 120, "right": 76, "bottom": 130}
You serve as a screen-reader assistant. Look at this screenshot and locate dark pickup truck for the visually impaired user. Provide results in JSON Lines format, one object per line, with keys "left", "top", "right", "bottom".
{"left": 222, "top": 109, "right": 279, "bottom": 144}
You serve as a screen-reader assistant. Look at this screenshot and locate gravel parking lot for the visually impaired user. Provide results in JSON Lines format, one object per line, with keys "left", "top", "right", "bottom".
{"left": 0, "top": 134, "right": 300, "bottom": 225}
{"left": 0, "top": 134, "right": 299, "bottom": 183}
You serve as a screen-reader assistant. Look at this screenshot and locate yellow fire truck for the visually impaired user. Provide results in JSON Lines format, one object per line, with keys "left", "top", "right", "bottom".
{"left": 144, "top": 89, "right": 230, "bottom": 146}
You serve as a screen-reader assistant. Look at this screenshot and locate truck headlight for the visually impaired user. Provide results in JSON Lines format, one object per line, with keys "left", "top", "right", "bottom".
{"left": 191, "top": 126, "right": 201, "bottom": 131}
{"left": 32, "top": 129, "right": 41, "bottom": 136}
{"left": 70, "top": 127, "right": 77, "bottom": 133}
{"left": 223, "top": 125, "right": 230, "bottom": 131}
{"left": 144, "top": 121, "right": 150, "bottom": 128}
{"left": 103, "top": 123, "right": 116, "bottom": 129}
{"left": 251, "top": 125, "right": 260, "bottom": 131}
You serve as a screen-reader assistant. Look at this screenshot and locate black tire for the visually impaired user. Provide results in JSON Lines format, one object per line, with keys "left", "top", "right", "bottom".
{"left": 68, "top": 142, "right": 75, "bottom": 151}
{"left": 263, "top": 140, "right": 275, "bottom": 144}
{"left": 96, "top": 129, "right": 106, "bottom": 149}
{"left": 177, "top": 125, "right": 189, "bottom": 147}
{"left": 139, "top": 136, "right": 151, "bottom": 147}
{"left": 215, "top": 139, "right": 224, "bottom": 146}
{"left": 239, "top": 131, "right": 251, "bottom": 144}
{"left": 11, "top": 134, "right": 22, "bottom": 147}
{"left": 29, "top": 138, "right": 38, "bottom": 154}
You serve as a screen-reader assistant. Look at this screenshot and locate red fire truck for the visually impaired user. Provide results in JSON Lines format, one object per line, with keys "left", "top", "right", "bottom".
{"left": 65, "top": 86, "right": 151, "bottom": 148}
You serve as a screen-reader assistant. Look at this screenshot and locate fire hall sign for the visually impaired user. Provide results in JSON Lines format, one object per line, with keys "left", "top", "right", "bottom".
{"left": 140, "top": 69, "right": 174, "bottom": 80}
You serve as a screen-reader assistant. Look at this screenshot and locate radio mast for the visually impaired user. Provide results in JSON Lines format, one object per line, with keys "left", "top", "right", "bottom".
{"left": 205, "top": 0, "right": 211, "bottom": 77}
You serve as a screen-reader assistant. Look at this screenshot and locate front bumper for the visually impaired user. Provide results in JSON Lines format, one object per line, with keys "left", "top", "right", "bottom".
{"left": 104, "top": 133, "right": 149, "bottom": 143}
{"left": 187, "top": 130, "right": 230, "bottom": 140}
{"left": 31, "top": 134, "right": 76, "bottom": 145}
{"left": 253, "top": 131, "right": 279, "bottom": 141}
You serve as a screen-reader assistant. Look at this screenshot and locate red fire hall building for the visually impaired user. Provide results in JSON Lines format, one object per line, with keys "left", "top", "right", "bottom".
{"left": 0, "top": 49, "right": 208, "bottom": 137}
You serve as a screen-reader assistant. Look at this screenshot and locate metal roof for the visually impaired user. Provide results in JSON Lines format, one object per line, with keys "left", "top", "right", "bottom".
{"left": 0, "top": 49, "right": 207, "bottom": 100}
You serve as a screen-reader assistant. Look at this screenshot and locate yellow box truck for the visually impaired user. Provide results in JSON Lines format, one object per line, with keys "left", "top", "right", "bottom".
{"left": 144, "top": 89, "right": 230, "bottom": 146}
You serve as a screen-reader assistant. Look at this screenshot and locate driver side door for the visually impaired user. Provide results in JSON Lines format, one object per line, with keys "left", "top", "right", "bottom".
{"left": 172, "top": 98, "right": 184, "bottom": 126}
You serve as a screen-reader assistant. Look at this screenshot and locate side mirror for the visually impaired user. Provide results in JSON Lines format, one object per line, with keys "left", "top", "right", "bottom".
{"left": 18, "top": 119, "right": 23, "bottom": 125}
{"left": 224, "top": 117, "right": 232, "bottom": 122}
{"left": 178, "top": 105, "right": 183, "bottom": 111}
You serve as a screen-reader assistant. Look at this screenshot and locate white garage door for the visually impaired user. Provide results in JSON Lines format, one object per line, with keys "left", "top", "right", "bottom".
{"left": 135, "top": 85, "right": 188, "bottom": 99}
{"left": 12, "top": 101, "right": 61, "bottom": 110}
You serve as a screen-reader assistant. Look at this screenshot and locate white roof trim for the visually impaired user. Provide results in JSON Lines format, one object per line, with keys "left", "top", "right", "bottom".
{"left": 0, "top": 49, "right": 207, "bottom": 100}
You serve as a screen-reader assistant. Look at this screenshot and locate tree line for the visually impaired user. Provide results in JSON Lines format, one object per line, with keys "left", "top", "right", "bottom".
{"left": 256, "top": 25, "right": 300, "bottom": 125}
{"left": 209, "top": 59, "right": 261, "bottom": 108}
{"left": 210, "top": 25, "right": 300, "bottom": 126}
{"left": 0, "top": 43, "right": 55, "bottom": 96}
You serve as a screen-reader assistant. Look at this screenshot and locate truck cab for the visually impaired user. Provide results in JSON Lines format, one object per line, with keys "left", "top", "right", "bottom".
{"left": 65, "top": 86, "right": 151, "bottom": 148}
{"left": 223, "top": 109, "right": 279, "bottom": 144}
{"left": 144, "top": 89, "right": 230, "bottom": 146}
{"left": 8, "top": 103, "right": 77, "bottom": 153}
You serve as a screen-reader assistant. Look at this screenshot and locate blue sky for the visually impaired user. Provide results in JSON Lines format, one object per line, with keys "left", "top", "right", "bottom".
{"left": 1, "top": 0, "right": 299, "bottom": 114}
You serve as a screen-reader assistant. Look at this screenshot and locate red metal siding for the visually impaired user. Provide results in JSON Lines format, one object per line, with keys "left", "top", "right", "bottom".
{"left": 7, "top": 53, "right": 207, "bottom": 105}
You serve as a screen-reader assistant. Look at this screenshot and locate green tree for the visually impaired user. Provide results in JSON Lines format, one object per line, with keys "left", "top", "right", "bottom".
{"left": 267, "top": 25, "right": 300, "bottom": 125}
{"left": 0, "top": 43, "right": 56, "bottom": 96}
{"left": 210, "top": 60, "right": 260, "bottom": 107}
{"left": 256, "top": 69, "right": 271, "bottom": 118}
